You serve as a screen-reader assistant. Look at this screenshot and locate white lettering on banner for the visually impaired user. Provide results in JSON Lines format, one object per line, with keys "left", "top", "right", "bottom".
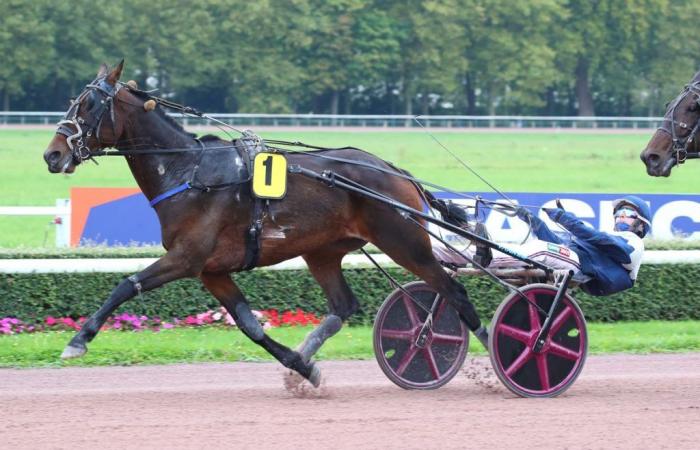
{"left": 485, "top": 207, "right": 530, "bottom": 242}
{"left": 434, "top": 194, "right": 700, "bottom": 242}
{"left": 652, "top": 200, "right": 700, "bottom": 240}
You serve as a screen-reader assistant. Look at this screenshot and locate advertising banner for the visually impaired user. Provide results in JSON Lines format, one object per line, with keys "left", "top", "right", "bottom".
{"left": 71, "top": 188, "right": 700, "bottom": 246}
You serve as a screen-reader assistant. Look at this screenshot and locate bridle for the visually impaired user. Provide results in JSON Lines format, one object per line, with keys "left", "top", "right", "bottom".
{"left": 56, "top": 76, "right": 122, "bottom": 164}
{"left": 656, "top": 80, "right": 700, "bottom": 166}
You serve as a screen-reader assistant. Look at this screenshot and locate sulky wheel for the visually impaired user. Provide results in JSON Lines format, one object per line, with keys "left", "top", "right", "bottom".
{"left": 489, "top": 283, "right": 588, "bottom": 398}
{"left": 373, "top": 281, "right": 469, "bottom": 390}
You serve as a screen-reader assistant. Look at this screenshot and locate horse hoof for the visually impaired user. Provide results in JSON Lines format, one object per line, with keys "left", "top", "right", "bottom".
{"left": 307, "top": 363, "right": 322, "bottom": 388}
{"left": 61, "top": 344, "right": 87, "bottom": 360}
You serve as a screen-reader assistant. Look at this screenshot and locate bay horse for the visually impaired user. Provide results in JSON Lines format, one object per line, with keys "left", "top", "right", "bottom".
{"left": 641, "top": 70, "right": 700, "bottom": 176}
{"left": 42, "top": 61, "right": 487, "bottom": 386}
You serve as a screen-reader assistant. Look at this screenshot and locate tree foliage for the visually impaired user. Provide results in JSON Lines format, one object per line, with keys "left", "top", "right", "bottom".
{"left": 0, "top": 0, "right": 698, "bottom": 115}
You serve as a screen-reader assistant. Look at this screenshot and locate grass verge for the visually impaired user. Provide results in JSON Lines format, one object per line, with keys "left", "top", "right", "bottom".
{"left": 1, "top": 320, "right": 698, "bottom": 368}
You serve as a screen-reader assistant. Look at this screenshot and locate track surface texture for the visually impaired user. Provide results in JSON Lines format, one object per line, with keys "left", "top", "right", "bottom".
{"left": 1, "top": 354, "right": 699, "bottom": 449}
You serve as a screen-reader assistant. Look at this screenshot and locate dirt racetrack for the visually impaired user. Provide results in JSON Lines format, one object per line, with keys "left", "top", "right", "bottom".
{"left": 1, "top": 354, "right": 699, "bottom": 449}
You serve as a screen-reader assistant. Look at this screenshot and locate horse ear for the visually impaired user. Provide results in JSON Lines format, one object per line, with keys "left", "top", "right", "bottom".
{"left": 106, "top": 59, "right": 125, "bottom": 85}
{"left": 97, "top": 63, "right": 109, "bottom": 78}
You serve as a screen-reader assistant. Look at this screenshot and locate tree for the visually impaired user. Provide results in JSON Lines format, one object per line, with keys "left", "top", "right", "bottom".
{"left": 631, "top": 0, "right": 700, "bottom": 116}
{"left": 454, "top": 0, "right": 562, "bottom": 115}
{"left": 0, "top": 0, "right": 53, "bottom": 110}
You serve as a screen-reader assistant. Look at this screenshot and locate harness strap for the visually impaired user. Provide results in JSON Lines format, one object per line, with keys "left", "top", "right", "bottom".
{"left": 149, "top": 140, "right": 251, "bottom": 208}
{"left": 241, "top": 197, "right": 265, "bottom": 271}
{"left": 238, "top": 133, "right": 267, "bottom": 271}
{"left": 149, "top": 182, "right": 192, "bottom": 207}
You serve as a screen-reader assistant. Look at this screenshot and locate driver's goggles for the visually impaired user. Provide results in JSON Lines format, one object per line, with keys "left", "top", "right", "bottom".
{"left": 614, "top": 207, "right": 639, "bottom": 219}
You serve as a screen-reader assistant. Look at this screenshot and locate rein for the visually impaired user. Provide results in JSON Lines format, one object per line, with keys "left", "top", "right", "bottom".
{"left": 56, "top": 81, "right": 525, "bottom": 220}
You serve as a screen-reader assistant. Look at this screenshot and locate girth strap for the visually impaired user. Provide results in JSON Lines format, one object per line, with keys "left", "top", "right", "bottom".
{"left": 237, "top": 131, "right": 267, "bottom": 271}
{"left": 241, "top": 197, "right": 265, "bottom": 271}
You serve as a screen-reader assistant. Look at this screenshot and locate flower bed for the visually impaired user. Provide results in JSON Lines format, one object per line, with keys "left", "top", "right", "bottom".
{"left": 0, "top": 308, "right": 321, "bottom": 335}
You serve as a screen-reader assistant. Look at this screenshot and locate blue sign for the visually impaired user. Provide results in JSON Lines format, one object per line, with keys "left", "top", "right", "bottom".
{"left": 81, "top": 192, "right": 161, "bottom": 246}
{"left": 77, "top": 190, "right": 700, "bottom": 246}
{"left": 434, "top": 192, "right": 700, "bottom": 242}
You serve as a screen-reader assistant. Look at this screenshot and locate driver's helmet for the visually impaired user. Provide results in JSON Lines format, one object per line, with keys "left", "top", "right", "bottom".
{"left": 612, "top": 195, "right": 651, "bottom": 238}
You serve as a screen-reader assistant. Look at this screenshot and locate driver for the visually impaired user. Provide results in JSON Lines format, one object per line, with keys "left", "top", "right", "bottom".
{"left": 515, "top": 195, "right": 650, "bottom": 296}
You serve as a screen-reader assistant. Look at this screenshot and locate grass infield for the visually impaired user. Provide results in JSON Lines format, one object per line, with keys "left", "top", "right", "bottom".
{"left": 1, "top": 321, "right": 698, "bottom": 368}
{"left": 2, "top": 128, "right": 699, "bottom": 247}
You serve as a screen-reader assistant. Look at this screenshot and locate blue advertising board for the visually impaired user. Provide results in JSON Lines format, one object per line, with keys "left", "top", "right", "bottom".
{"left": 74, "top": 188, "right": 700, "bottom": 246}
{"left": 434, "top": 192, "right": 700, "bottom": 242}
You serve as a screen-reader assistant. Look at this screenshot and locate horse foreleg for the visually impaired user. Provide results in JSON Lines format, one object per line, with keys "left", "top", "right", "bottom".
{"left": 61, "top": 252, "right": 195, "bottom": 359}
{"left": 297, "top": 251, "right": 359, "bottom": 363}
{"left": 199, "top": 272, "right": 321, "bottom": 387}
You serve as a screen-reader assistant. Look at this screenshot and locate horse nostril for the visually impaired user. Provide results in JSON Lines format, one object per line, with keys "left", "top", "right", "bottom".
{"left": 647, "top": 154, "right": 660, "bottom": 164}
{"left": 47, "top": 151, "right": 62, "bottom": 163}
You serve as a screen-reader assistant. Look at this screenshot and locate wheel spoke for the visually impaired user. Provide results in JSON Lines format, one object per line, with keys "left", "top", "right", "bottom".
{"left": 395, "top": 346, "right": 420, "bottom": 376}
{"left": 497, "top": 324, "right": 531, "bottom": 344}
{"left": 423, "top": 348, "right": 441, "bottom": 379}
{"left": 381, "top": 329, "right": 415, "bottom": 341}
{"left": 505, "top": 347, "right": 532, "bottom": 377}
{"left": 535, "top": 354, "right": 550, "bottom": 391}
{"left": 432, "top": 332, "right": 465, "bottom": 344}
{"left": 549, "top": 305, "right": 573, "bottom": 336}
{"left": 402, "top": 295, "right": 421, "bottom": 327}
{"left": 433, "top": 296, "right": 447, "bottom": 321}
{"left": 528, "top": 301, "right": 541, "bottom": 332}
{"left": 548, "top": 342, "right": 581, "bottom": 361}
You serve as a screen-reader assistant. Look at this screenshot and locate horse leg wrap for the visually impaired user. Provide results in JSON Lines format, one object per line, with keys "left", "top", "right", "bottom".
{"left": 473, "top": 325, "right": 489, "bottom": 350}
{"left": 75, "top": 277, "right": 138, "bottom": 344}
{"left": 296, "top": 314, "right": 342, "bottom": 363}
{"left": 449, "top": 283, "right": 482, "bottom": 331}
{"left": 234, "top": 302, "right": 264, "bottom": 341}
{"left": 282, "top": 351, "right": 319, "bottom": 385}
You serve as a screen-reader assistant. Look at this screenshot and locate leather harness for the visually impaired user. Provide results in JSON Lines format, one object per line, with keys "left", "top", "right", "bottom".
{"left": 235, "top": 132, "right": 268, "bottom": 271}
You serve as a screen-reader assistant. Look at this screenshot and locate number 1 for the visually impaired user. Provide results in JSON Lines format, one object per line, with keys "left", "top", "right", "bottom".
{"left": 263, "top": 155, "right": 273, "bottom": 185}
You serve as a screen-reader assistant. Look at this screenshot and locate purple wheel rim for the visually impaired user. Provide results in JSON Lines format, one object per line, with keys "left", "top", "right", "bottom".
{"left": 373, "top": 281, "right": 469, "bottom": 390}
{"left": 490, "top": 284, "right": 588, "bottom": 398}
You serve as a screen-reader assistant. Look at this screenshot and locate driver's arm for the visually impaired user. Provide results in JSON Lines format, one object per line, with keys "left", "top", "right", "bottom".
{"left": 545, "top": 208, "right": 634, "bottom": 263}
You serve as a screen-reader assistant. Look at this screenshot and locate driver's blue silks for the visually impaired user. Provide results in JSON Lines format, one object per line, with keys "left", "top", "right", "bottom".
{"left": 526, "top": 209, "right": 642, "bottom": 296}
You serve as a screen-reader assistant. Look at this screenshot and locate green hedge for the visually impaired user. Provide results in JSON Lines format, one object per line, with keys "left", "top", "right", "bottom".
{"left": 1, "top": 264, "right": 698, "bottom": 324}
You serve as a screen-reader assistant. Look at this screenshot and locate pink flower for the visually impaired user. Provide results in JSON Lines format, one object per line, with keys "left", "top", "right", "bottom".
{"left": 45, "top": 316, "right": 57, "bottom": 326}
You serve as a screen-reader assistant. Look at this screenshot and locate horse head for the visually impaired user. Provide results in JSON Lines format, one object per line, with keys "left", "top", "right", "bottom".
{"left": 43, "top": 60, "right": 152, "bottom": 174}
{"left": 641, "top": 71, "right": 700, "bottom": 177}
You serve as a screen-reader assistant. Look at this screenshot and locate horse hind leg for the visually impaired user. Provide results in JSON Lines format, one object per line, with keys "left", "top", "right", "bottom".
{"left": 297, "top": 249, "right": 362, "bottom": 363}
{"left": 199, "top": 272, "right": 321, "bottom": 387}
{"left": 363, "top": 212, "right": 489, "bottom": 347}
